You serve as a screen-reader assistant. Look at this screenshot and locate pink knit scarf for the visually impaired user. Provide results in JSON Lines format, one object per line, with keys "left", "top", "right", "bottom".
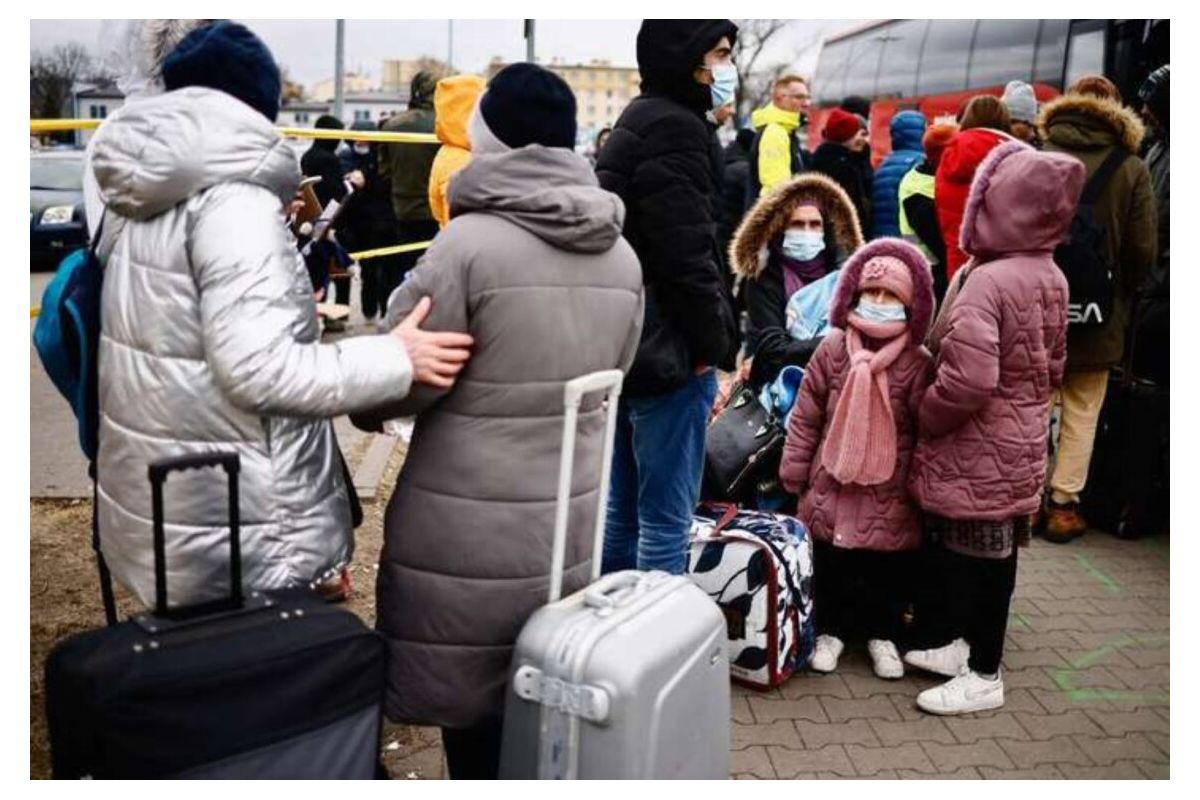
{"left": 820, "top": 315, "right": 910, "bottom": 486}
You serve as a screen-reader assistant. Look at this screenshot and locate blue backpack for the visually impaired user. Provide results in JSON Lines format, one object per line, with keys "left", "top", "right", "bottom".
{"left": 33, "top": 217, "right": 105, "bottom": 463}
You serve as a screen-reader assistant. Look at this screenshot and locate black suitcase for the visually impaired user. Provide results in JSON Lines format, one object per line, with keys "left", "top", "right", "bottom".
{"left": 45, "top": 453, "right": 386, "bottom": 779}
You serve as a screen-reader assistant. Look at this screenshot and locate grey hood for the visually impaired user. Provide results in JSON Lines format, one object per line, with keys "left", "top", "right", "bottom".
{"left": 91, "top": 86, "right": 299, "bottom": 221}
{"left": 448, "top": 145, "right": 625, "bottom": 253}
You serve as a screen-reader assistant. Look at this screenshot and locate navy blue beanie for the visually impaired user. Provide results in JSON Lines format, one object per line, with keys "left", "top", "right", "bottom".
{"left": 162, "top": 20, "right": 281, "bottom": 122}
{"left": 481, "top": 63, "right": 577, "bottom": 149}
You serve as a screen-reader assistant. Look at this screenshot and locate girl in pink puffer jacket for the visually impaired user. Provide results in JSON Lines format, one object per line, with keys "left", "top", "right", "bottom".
{"left": 904, "top": 140, "right": 1085, "bottom": 715}
{"left": 780, "top": 238, "right": 935, "bottom": 680}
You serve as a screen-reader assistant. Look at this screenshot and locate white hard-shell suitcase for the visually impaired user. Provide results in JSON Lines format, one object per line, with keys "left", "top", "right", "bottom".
{"left": 498, "top": 370, "right": 731, "bottom": 780}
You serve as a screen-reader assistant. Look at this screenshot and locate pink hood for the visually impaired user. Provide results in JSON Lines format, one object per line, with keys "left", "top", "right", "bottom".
{"left": 960, "top": 140, "right": 1086, "bottom": 259}
{"left": 829, "top": 238, "right": 936, "bottom": 344}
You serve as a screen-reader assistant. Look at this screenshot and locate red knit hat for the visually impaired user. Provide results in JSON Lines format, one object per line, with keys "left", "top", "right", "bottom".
{"left": 824, "top": 108, "right": 859, "bottom": 143}
{"left": 859, "top": 256, "right": 914, "bottom": 307}
{"left": 922, "top": 123, "right": 959, "bottom": 170}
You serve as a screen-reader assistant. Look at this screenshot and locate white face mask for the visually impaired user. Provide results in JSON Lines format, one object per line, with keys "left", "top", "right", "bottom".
{"left": 781, "top": 230, "right": 825, "bottom": 261}
{"left": 855, "top": 298, "right": 907, "bottom": 323}
{"left": 353, "top": 144, "right": 370, "bottom": 155}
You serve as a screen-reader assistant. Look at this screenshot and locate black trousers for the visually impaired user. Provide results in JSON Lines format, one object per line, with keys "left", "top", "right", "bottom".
{"left": 934, "top": 546, "right": 1019, "bottom": 675}
{"left": 332, "top": 275, "right": 351, "bottom": 307}
{"left": 812, "top": 541, "right": 911, "bottom": 643}
{"left": 441, "top": 717, "right": 504, "bottom": 780}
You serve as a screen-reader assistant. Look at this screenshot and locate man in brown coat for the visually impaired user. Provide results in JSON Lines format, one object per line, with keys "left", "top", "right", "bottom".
{"left": 1037, "top": 77, "right": 1158, "bottom": 542}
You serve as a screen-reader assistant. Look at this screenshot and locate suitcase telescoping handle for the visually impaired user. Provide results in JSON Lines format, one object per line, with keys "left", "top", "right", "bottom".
{"left": 548, "top": 370, "right": 624, "bottom": 603}
{"left": 148, "top": 453, "right": 242, "bottom": 619}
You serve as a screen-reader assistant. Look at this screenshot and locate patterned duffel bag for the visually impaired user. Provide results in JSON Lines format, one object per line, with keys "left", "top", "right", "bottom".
{"left": 687, "top": 502, "right": 815, "bottom": 689}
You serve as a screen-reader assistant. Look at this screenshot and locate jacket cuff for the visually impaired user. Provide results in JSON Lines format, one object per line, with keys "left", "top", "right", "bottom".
{"left": 335, "top": 334, "right": 414, "bottom": 411}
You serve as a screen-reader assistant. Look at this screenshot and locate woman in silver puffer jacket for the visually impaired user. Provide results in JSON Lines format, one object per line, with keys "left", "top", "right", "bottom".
{"left": 88, "top": 21, "right": 471, "bottom": 610}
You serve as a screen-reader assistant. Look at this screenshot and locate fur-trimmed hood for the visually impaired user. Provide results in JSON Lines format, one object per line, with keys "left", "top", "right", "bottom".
{"left": 960, "top": 139, "right": 1086, "bottom": 259}
{"left": 1037, "top": 93, "right": 1146, "bottom": 154}
{"left": 729, "top": 172, "right": 864, "bottom": 279}
{"left": 829, "top": 238, "right": 935, "bottom": 344}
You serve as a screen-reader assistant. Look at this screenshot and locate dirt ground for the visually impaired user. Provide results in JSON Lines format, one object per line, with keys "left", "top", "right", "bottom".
{"left": 29, "top": 438, "right": 446, "bottom": 779}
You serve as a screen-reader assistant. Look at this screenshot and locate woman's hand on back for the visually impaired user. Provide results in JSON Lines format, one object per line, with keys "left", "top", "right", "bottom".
{"left": 389, "top": 297, "right": 474, "bottom": 389}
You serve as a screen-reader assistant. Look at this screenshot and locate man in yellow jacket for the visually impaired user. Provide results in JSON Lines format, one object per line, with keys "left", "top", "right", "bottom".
{"left": 747, "top": 75, "right": 812, "bottom": 202}
{"left": 429, "top": 74, "right": 486, "bottom": 228}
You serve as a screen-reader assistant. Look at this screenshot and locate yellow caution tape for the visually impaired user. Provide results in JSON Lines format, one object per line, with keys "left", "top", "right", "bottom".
{"left": 32, "top": 118, "right": 438, "bottom": 144}
{"left": 30, "top": 119, "right": 101, "bottom": 133}
{"left": 348, "top": 241, "right": 432, "bottom": 261}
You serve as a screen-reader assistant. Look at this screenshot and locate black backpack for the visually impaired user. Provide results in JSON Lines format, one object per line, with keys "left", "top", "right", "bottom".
{"left": 1053, "top": 148, "right": 1129, "bottom": 328}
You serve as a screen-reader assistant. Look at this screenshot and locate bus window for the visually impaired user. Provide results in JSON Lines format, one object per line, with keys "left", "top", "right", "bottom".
{"left": 814, "top": 38, "right": 853, "bottom": 105}
{"left": 843, "top": 32, "right": 886, "bottom": 99}
{"left": 875, "top": 19, "right": 929, "bottom": 99}
{"left": 968, "top": 19, "right": 1038, "bottom": 88}
{"left": 1065, "top": 25, "right": 1106, "bottom": 87}
{"left": 1034, "top": 19, "right": 1070, "bottom": 88}
{"left": 916, "top": 19, "right": 977, "bottom": 96}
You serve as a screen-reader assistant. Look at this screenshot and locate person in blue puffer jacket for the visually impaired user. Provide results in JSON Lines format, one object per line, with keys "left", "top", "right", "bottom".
{"left": 871, "top": 110, "right": 927, "bottom": 238}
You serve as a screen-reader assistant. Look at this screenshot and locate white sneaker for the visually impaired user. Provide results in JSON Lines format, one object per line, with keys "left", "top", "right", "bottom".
{"left": 904, "top": 638, "right": 971, "bottom": 678}
{"left": 809, "top": 635, "right": 844, "bottom": 673}
{"left": 867, "top": 639, "right": 904, "bottom": 679}
{"left": 916, "top": 670, "right": 1004, "bottom": 715}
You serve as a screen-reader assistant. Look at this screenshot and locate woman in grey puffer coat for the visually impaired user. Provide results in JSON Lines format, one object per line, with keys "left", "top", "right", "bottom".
{"left": 352, "top": 64, "right": 644, "bottom": 779}
{"left": 89, "top": 22, "right": 470, "bottom": 611}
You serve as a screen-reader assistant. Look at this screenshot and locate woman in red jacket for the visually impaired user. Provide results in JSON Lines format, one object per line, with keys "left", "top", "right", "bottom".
{"left": 907, "top": 140, "right": 1085, "bottom": 715}
{"left": 935, "top": 96, "right": 1013, "bottom": 280}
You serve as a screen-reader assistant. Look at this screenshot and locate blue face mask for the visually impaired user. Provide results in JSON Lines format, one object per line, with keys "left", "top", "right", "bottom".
{"left": 855, "top": 298, "right": 908, "bottom": 324}
{"left": 781, "top": 230, "right": 825, "bottom": 262}
{"left": 708, "top": 63, "right": 738, "bottom": 110}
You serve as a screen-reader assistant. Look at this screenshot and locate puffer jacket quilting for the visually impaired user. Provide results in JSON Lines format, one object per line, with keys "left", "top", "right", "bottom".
{"left": 911, "top": 141, "right": 1085, "bottom": 520}
{"left": 91, "top": 87, "right": 413, "bottom": 609}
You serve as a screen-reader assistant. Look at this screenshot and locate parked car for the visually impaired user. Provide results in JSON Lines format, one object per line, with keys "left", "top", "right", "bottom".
{"left": 31, "top": 149, "right": 87, "bottom": 271}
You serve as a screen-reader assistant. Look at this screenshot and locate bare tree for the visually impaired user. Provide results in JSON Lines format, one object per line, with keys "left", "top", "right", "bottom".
{"left": 732, "top": 19, "right": 789, "bottom": 119}
{"left": 30, "top": 43, "right": 93, "bottom": 120}
{"left": 732, "top": 21, "right": 826, "bottom": 121}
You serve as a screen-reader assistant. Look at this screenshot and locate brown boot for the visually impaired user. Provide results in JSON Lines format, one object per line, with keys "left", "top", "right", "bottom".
{"left": 1044, "top": 501, "right": 1087, "bottom": 544}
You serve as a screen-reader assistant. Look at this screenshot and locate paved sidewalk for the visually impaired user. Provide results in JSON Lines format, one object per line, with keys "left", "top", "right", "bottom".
{"left": 731, "top": 533, "right": 1170, "bottom": 779}
{"left": 384, "top": 532, "right": 1169, "bottom": 780}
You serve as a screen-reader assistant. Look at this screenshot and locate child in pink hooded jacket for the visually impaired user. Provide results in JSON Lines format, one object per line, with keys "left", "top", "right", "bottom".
{"left": 905, "top": 140, "right": 1085, "bottom": 715}
{"left": 780, "top": 238, "right": 935, "bottom": 680}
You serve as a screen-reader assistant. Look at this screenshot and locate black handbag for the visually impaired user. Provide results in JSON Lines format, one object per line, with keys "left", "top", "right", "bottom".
{"left": 704, "top": 383, "right": 787, "bottom": 500}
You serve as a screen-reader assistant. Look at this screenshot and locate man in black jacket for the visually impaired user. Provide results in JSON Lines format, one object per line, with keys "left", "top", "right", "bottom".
{"left": 597, "top": 19, "right": 739, "bottom": 576}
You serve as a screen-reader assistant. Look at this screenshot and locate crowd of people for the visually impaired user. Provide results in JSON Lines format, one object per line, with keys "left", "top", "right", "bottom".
{"left": 80, "top": 19, "right": 1168, "bottom": 779}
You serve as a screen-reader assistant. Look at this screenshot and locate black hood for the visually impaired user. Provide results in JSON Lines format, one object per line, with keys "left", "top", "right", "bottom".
{"left": 636, "top": 20, "right": 738, "bottom": 115}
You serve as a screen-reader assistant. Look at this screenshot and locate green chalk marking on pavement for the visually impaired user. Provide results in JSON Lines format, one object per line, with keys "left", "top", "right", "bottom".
{"left": 1066, "top": 687, "right": 1169, "bottom": 704}
{"left": 1069, "top": 634, "right": 1138, "bottom": 670}
{"left": 1052, "top": 634, "right": 1170, "bottom": 704}
{"left": 1141, "top": 536, "right": 1170, "bottom": 560}
{"left": 1008, "top": 611, "right": 1031, "bottom": 630}
{"left": 1075, "top": 553, "right": 1122, "bottom": 594}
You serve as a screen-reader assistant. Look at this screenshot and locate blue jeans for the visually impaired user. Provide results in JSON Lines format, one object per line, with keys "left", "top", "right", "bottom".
{"left": 602, "top": 371, "right": 717, "bottom": 575}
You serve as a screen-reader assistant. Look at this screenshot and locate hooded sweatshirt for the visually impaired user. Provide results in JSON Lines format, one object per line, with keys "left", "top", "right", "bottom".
{"left": 595, "top": 19, "right": 740, "bottom": 397}
{"left": 750, "top": 102, "right": 805, "bottom": 198}
{"left": 428, "top": 74, "right": 486, "bottom": 228}
{"left": 351, "top": 145, "right": 644, "bottom": 727}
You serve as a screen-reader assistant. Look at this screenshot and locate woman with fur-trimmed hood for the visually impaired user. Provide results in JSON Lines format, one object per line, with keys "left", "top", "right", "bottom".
{"left": 1036, "top": 77, "right": 1158, "bottom": 543}
{"left": 779, "top": 238, "right": 935, "bottom": 681}
{"left": 730, "top": 172, "right": 864, "bottom": 388}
